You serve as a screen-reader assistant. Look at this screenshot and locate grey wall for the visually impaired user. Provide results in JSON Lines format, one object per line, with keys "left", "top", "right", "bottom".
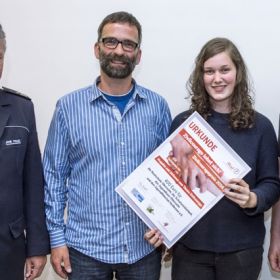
{"left": 1, "top": 1, "right": 279, "bottom": 279}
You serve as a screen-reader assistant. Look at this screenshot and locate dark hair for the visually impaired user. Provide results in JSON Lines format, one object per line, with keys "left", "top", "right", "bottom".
{"left": 188, "top": 37, "right": 255, "bottom": 129}
{"left": 97, "top": 11, "right": 142, "bottom": 45}
{"left": 0, "top": 24, "right": 6, "bottom": 51}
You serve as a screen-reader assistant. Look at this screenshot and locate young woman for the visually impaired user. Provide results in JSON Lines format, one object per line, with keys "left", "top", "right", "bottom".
{"left": 145, "top": 37, "right": 280, "bottom": 280}
{"left": 171, "top": 37, "right": 280, "bottom": 280}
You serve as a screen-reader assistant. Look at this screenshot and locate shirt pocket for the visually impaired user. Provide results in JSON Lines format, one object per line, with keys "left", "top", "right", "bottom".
{"left": 129, "top": 117, "right": 163, "bottom": 159}
{"left": 143, "top": 118, "right": 163, "bottom": 148}
{"left": 0, "top": 139, "right": 25, "bottom": 175}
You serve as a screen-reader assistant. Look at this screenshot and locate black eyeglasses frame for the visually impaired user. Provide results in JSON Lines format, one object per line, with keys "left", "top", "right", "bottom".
{"left": 100, "top": 37, "right": 139, "bottom": 52}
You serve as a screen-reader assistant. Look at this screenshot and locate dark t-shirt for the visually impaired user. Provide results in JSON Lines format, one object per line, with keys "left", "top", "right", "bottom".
{"left": 171, "top": 110, "right": 280, "bottom": 252}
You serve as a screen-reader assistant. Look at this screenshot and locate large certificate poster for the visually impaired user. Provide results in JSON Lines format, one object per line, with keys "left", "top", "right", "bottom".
{"left": 116, "top": 112, "right": 251, "bottom": 248}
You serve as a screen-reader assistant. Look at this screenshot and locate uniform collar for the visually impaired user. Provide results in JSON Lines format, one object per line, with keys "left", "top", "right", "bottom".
{"left": 0, "top": 89, "right": 10, "bottom": 137}
{"left": 0, "top": 88, "right": 11, "bottom": 106}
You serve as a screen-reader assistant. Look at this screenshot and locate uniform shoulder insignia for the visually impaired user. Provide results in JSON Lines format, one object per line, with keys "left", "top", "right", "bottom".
{"left": 2, "top": 86, "right": 31, "bottom": 100}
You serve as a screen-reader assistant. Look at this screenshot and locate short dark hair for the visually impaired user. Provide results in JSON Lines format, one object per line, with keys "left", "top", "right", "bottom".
{"left": 97, "top": 11, "right": 142, "bottom": 45}
{"left": 0, "top": 23, "right": 6, "bottom": 51}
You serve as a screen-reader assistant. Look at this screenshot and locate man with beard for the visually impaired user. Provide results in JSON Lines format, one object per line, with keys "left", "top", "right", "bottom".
{"left": 43, "top": 11, "right": 171, "bottom": 280}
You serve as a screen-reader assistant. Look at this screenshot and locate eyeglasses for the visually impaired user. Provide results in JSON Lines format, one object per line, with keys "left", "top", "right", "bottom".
{"left": 100, "top": 37, "right": 139, "bottom": 52}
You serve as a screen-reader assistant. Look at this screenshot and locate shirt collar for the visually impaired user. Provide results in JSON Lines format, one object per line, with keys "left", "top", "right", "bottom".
{"left": 89, "top": 76, "right": 147, "bottom": 103}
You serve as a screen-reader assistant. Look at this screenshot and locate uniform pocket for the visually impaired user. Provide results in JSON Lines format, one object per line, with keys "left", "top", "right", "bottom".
{"left": 9, "top": 216, "right": 26, "bottom": 239}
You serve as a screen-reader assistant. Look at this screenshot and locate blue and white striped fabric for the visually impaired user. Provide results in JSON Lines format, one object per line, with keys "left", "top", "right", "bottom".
{"left": 43, "top": 78, "right": 171, "bottom": 264}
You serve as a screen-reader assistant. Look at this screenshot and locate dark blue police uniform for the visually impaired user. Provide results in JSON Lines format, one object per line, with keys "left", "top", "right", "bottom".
{"left": 0, "top": 87, "right": 49, "bottom": 279}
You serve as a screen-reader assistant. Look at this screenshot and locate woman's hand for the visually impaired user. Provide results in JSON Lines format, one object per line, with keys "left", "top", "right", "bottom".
{"left": 224, "top": 178, "right": 257, "bottom": 208}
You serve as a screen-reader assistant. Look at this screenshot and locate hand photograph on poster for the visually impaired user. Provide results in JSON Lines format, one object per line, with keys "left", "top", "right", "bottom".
{"left": 116, "top": 112, "right": 251, "bottom": 248}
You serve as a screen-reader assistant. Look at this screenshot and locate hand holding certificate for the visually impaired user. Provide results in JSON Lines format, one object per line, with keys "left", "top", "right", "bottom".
{"left": 116, "top": 111, "right": 251, "bottom": 248}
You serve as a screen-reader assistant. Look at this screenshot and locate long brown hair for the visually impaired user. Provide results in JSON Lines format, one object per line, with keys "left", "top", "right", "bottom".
{"left": 188, "top": 37, "right": 255, "bottom": 129}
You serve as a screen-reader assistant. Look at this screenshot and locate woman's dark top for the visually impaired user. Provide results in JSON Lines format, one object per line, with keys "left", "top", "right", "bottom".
{"left": 171, "top": 110, "right": 280, "bottom": 252}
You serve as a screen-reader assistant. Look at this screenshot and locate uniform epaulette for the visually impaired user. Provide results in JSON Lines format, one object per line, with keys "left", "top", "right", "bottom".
{"left": 2, "top": 86, "right": 31, "bottom": 100}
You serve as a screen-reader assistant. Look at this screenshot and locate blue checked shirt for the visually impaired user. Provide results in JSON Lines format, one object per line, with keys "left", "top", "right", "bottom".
{"left": 43, "top": 78, "right": 171, "bottom": 264}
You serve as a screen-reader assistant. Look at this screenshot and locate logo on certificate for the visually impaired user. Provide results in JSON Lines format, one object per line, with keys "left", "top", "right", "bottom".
{"left": 131, "top": 188, "right": 144, "bottom": 202}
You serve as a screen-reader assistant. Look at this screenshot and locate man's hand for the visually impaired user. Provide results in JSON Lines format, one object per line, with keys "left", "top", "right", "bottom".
{"left": 269, "top": 233, "right": 280, "bottom": 272}
{"left": 51, "top": 246, "right": 72, "bottom": 279}
{"left": 269, "top": 196, "right": 280, "bottom": 272}
{"left": 162, "top": 247, "right": 173, "bottom": 262}
{"left": 25, "top": 255, "right": 47, "bottom": 280}
{"left": 144, "top": 229, "right": 163, "bottom": 248}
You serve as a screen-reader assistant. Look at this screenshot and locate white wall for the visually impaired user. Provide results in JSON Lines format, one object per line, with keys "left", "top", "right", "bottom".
{"left": 0, "top": 1, "right": 279, "bottom": 279}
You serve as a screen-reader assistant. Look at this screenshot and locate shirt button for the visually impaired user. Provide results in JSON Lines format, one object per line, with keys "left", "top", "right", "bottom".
{"left": 122, "top": 161, "right": 126, "bottom": 165}
{"left": 121, "top": 142, "right": 125, "bottom": 145}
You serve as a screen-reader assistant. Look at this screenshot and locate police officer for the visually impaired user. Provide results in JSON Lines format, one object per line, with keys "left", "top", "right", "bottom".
{"left": 0, "top": 24, "right": 49, "bottom": 279}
